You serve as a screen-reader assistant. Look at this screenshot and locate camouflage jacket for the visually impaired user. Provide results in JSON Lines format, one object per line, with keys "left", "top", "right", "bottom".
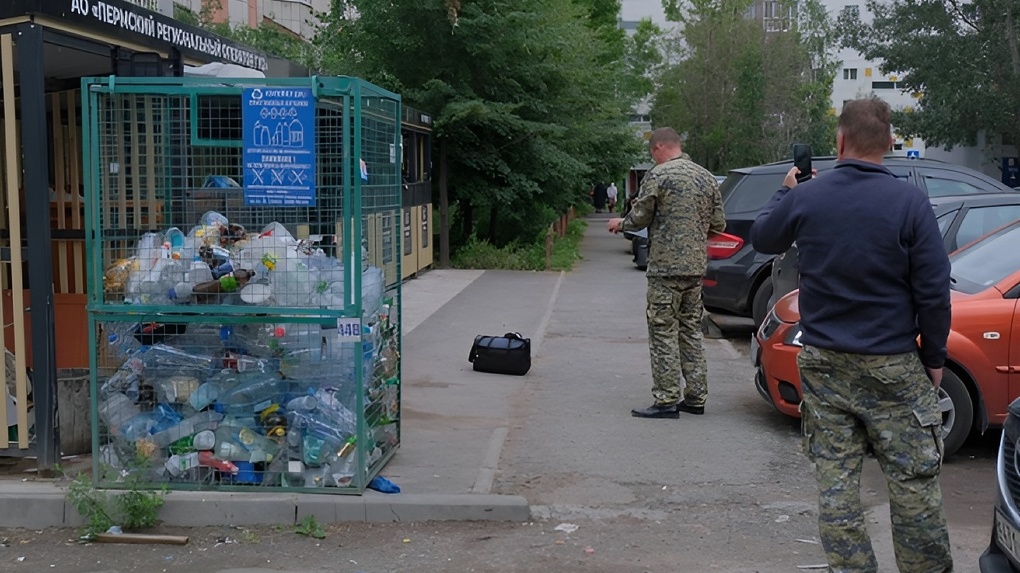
{"left": 622, "top": 156, "right": 726, "bottom": 277}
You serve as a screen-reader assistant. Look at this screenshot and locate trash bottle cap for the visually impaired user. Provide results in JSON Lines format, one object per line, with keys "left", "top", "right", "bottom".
{"left": 193, "top": 430, "right": 216, "bottom": 450}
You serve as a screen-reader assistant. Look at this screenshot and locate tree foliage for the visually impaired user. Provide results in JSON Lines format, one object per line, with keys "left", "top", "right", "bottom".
{"left": 838, "top": 0, "right": 1020, "bottom": 150}
{"left": 315, "top": 0, "right": 642, "bottom": 247}
{"left": 654, "top": 0, "right": 837, "bottom": 173}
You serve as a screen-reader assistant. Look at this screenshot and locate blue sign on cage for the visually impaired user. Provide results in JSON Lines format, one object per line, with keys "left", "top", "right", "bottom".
{"left": 241, "top": 87, "right": 317, "bottom": 206}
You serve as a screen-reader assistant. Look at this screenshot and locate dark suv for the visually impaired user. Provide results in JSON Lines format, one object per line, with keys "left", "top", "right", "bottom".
{"left": 706, "top": 156, "right": 1017, "bottom": 326}
{"left": 981, "top": 400, "right": 1020, "bottom": 571}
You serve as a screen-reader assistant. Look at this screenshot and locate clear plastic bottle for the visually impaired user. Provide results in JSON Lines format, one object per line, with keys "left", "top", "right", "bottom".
{"left": 214, "top": 373, "right": 287, "bottom": 415}
{"left": 361, "top": 266, "right": 384, "bottom": 320}
{"left": 105, "top": 322, "right": 141, "bottom": 360}
{"left": 98, "top": 393, "right": 140, "bottom": 433}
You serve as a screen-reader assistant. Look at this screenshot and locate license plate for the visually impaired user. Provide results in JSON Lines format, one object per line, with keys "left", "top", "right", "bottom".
{"left": 750, "top": 335, "right": 761, "bottom": 367}
{"left": 996, "top": 509, "right": 1020, "bottom": 565}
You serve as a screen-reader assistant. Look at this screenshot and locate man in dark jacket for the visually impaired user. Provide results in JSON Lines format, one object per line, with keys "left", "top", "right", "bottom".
{"left": 750, "top": 97, "right": 953, "bottom": 572}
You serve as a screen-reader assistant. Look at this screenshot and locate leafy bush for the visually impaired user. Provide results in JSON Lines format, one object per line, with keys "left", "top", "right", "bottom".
{"left": 452, "top": 219, "right": 586, "bottom": 271}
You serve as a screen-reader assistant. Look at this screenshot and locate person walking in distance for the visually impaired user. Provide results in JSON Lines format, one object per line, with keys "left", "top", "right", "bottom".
{"left": 607, "top": 128, "right": 725, "bottom": 418}
{"left": 750, "top": 97, "right": 953, "bottom": 573}
{"left": 606, "top": 182, "right": 619, "bottom": 213}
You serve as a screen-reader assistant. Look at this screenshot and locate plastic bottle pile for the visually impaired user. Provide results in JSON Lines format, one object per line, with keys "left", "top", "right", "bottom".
{"left": 103, "top": 211, "right": 385, "bottom": 319}
{"left": 98, "top": 316, "right": 400, "bottom": 488}
{"left": 95, "top": 213, "right": 400, "bottom": 489}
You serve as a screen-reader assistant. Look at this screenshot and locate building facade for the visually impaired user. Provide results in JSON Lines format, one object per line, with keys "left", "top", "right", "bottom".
{"left": 171, "top": 0, "right": 328, "bottom": 40}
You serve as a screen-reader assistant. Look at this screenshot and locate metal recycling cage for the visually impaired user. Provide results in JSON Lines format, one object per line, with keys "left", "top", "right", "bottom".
{"left": 81, "top": 76, "right": 402, "bottom": 493}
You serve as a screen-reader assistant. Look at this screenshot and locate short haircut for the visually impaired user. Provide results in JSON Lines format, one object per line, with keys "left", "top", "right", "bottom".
{"left": 649, "top": 127, "right": 682, "bottom": 148}
{"left": 838, "top": 98, "right": 892, "bottom": 156}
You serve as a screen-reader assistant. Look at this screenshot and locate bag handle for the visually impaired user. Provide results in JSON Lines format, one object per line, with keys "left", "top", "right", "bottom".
{"left": 503, "top": 332, "right": 523, "bottom": 339}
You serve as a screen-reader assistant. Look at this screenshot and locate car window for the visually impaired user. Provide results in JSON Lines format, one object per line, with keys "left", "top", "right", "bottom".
{"left": 936, "top": 209, "right": 957, "bottom": 236}
{"left": 950, "top": 222, "right": 1020, "bottom": 293}
{"left": 918, "top": 167, "right": 1005, "bottom": 197}
{"left": 722, "top": 172, "right": 787, "bottom": 215}
{"left": 924, "top": 176, "right": 986, "bottom": 198}
{"left": 952, "top": 205, "right": 1020, "bottom": 250}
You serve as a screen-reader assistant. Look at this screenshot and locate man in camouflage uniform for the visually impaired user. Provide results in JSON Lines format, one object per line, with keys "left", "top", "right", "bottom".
{"left": 608, "top": 128, "right": 725, "bottom": 418}
{"left": 750, "top": 97, "right": 953, "bottom": 572}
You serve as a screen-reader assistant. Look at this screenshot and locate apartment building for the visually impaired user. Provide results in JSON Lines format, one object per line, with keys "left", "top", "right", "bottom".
{"left": 166, "top": 0, "right": 327, "bottom": 40}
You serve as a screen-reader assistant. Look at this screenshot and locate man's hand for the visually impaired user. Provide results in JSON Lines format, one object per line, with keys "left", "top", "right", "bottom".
{"left": 607, "top": 218, "right": 625, "bottom": 233}
{"left": 783, "top": 166, "right": 818, "bottom": 189}
{"left": 925, "top": 366, "right": 943, "bottom": 389}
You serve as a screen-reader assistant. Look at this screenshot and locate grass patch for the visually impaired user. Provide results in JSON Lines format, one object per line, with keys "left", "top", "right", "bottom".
{"left": 452, "top": 219, "right": 586, "bottom": 271}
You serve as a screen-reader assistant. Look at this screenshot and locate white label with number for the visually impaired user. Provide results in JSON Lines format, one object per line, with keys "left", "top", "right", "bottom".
{"left": 337, "top": 318, "right": 362, "bottom": 341}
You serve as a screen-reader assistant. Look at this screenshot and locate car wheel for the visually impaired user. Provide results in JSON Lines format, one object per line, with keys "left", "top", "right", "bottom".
{"left": 751, "top": 275, "right": 774, "bottom": 328}
{"left": 938, "top": 369, "right": 973, "bottom": 457}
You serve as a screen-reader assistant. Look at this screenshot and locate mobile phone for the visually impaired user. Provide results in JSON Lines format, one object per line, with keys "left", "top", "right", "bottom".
{"left": 792, "top": 144, "right": 812, "bottom": 183}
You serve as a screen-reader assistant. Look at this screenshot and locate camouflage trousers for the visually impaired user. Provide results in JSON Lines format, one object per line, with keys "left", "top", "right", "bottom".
{"left": 797, "top": 345, "right": 953, "bottom": 573}
{"left": 646, "top": 276, "right": 707, "bottom": 406}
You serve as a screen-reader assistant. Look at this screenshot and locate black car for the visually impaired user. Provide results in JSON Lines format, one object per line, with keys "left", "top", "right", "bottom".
{"left": 980, "top": 400, "right": 1020, "bottom": 572}
{"left": 706, "top": 156, "right": 1017, "bottom": 326}
{"left": 771, "top": 193, "right": 1020, "bottom": 306}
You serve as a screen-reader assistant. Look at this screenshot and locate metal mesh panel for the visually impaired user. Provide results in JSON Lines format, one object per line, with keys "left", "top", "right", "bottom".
{"left": 84, "top": 78, "right": 401, "bottom": 493}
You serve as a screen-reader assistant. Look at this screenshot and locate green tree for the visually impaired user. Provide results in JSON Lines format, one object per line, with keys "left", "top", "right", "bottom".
{"left": 838, "top": 0, "right": 1020, "bottom": 151}
{"left": 316, "top": 0, "right": 640, "bottom": 259}
{"left": 654, "top": 0, "right": 836, "bottom": 172}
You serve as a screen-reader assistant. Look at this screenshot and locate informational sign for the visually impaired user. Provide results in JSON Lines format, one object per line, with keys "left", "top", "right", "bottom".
{"left": 63, "top": 0, "right": 268, "bottom": 71}
{"left": 906, "top": 149, "right": 920, "bottom": 159}
{"left": 242, "top": 87, "right": 316, "bottom": 207}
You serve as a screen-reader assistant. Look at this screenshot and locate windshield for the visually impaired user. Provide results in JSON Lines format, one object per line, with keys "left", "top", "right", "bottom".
{"left": 949, "top": 221, "right": 1020, "bottom": 294}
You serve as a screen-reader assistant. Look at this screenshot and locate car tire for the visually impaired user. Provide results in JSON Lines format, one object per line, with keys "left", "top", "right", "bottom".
{"left": 751, "top": 275, "right": 774, "bottom": 328}
{"left": 939, "top": 369, "right": 973, "bottom": 457}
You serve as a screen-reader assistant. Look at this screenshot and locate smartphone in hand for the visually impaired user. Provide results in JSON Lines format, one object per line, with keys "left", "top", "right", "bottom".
{"left": 792, "top": 144, "right": 812, "bottom": 184}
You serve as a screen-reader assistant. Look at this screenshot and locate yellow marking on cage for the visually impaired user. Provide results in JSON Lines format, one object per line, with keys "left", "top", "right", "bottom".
{"left": 3, "top": 34, "right": 30, "bottom": 448}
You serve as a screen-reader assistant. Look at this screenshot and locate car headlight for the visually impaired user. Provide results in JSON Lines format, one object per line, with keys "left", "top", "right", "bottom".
{"left": 783, "top": 324, "right": 803, "bottom": 347}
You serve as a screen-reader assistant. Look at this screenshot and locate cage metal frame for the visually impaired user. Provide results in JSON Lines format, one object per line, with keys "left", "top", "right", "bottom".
{"left": 81, "top": 75, "right": 403, "bottom": 494}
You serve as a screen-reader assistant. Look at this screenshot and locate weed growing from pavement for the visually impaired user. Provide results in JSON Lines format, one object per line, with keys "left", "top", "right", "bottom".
{"left": 295, "top": 515, "right": 327, "bottom": 539}
{"left": 65, "top": 458, "right": 167, "bottom": 540}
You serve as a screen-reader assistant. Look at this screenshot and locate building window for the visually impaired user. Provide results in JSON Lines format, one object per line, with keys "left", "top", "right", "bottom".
{"left": 763, "top": 1, "right": 794, "bottom": 32}
{"left": 843, "top": 68, "right": 858, "bottom": 80}
{"left": 872, "top": 81, "right": 901, "bottom": 89}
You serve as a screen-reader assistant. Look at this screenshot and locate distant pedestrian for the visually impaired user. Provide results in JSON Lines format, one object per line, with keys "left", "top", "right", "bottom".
{"left": 606, "top": 182, "right": 618, "bottom": 212}
{"left": 607, "top": 127, "right": 725, "bottom": 418}
{"left": 750, "top": 97, "right": 953, "bottom": 573}
{"left": 592, "top": 182, "right": 608, "bottom": 212}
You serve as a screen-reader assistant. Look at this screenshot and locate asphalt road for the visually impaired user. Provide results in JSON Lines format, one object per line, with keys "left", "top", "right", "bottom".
{"left": 0, "top": 216, "right": 1000, "bottom": 572}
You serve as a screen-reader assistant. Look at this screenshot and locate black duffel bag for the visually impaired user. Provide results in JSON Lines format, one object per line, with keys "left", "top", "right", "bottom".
{"left": 468, "top": 332, "right": 531, "bottom": 376}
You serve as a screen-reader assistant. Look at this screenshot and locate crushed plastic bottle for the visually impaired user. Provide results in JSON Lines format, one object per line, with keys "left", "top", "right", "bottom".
{"left": 98, "top": 393, "right": 141, "bottom": 434}
{"left": 214, "top": 373, "right": 287, "bottom": 416}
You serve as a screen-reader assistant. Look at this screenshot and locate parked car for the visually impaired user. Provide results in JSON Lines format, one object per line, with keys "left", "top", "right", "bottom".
{"left": 771, "top": 193, "right": 1020, "bottom": 305}
{"left": 623, "top": 174, "right": 737, "bottom": 271}
{"left": 753, "top": 219, "right": 1020, "bottom": 456}
{"left": 980, "top": 400, "right": 1020, "bottom": 572}
{"left": 708, "top": 157, "right": 1017, "bottom": 327}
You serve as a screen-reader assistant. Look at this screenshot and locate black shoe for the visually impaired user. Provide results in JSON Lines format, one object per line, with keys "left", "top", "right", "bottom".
{"left": 676, "top": 401, "right": 705, "bottom": 415}
{"left": 631, "top": 403, "right": 680, "bottom": 419}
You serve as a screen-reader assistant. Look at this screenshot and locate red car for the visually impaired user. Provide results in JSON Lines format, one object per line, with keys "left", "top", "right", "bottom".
{"left": 752, "top": 219, "right": 1020, "bottom": 456}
